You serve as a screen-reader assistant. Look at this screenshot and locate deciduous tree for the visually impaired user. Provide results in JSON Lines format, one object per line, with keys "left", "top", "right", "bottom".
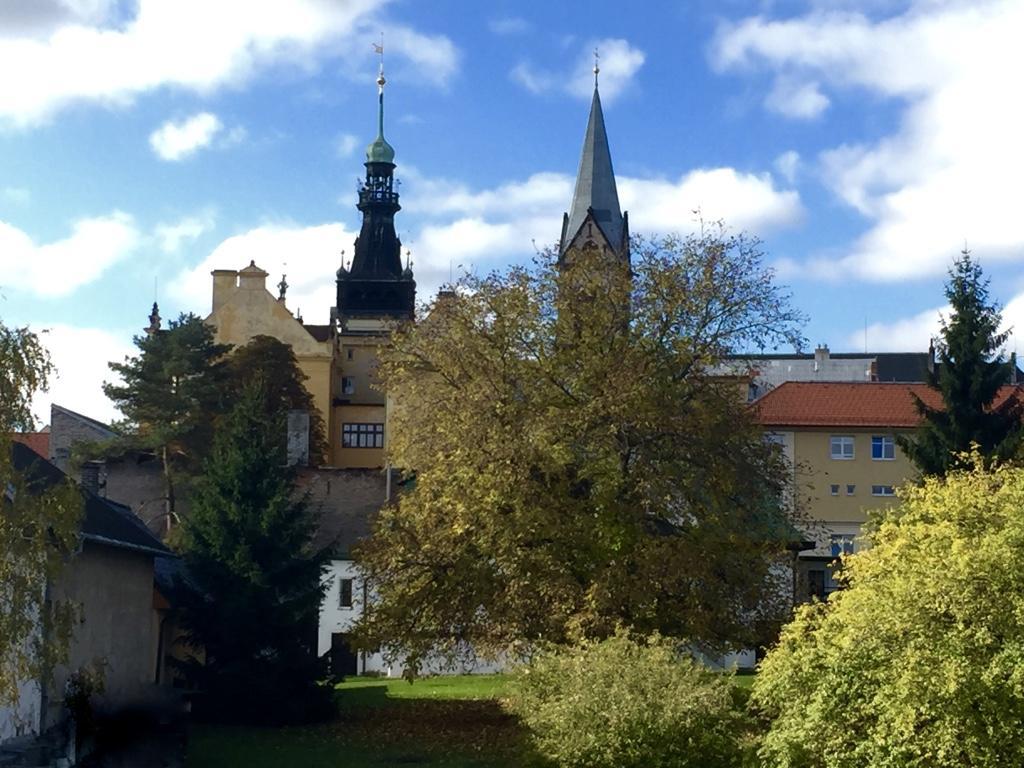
{"left": 354, "top": 228, "right": 806, "bottom": 670}
{"left": 226, "top": 335, "right": 327, "bottom": 464}
{"left": 753, "top": 458, "right": 1024, "bottom": 768}
{"left": 1, "top": 321, "right": 81, "bottom": 708}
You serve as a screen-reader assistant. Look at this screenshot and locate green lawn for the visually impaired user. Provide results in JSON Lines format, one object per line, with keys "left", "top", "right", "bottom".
{"left": 185, "top": 675, "right": 540, "bottom": 768}
{"left": 186, "top": 673, "right": 757, "bottom": 767}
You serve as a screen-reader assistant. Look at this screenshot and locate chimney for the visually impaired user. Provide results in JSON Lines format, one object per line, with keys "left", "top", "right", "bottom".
{"left": 80, "top": 460, "right": 104, "bottom": 496}
{"left": 927, "top": 338, "right": 936, "bottom": 374}
{"left": 868, "top": 360, "right": 878, "bottom": 382}
{"left": 211, "top": 269, "right": 238, "bottom": 313}
{"left": 1012, "top": 352, "right": 1019, "bottom": 385}
{"left": 813, "top": 344, "right": 829, "bottom": 372}
{"left": 238, "top": 260, "right": 269, "bottom": 292}
{"left": 287, "top": 410, "right": 310, "bottom": 467}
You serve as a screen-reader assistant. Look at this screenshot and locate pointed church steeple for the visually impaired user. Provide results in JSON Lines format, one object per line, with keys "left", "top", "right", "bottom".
{"left": 559, "top": 55, "right": 629, "bottom": 263}
{"left": 336, "top": 47, "right": 415, "bottom": 322}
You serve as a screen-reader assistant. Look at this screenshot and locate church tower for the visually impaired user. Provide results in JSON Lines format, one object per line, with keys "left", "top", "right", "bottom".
{"left": 335, "top": 56, "right": 416, "bottom": 324}
{"left": 559, "top": 57, "right": 629, "bottom": 265}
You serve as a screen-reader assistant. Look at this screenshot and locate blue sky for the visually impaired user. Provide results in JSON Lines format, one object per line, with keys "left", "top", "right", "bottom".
{"left": 2, "top": 0, "right": 1023, "bottom": 422}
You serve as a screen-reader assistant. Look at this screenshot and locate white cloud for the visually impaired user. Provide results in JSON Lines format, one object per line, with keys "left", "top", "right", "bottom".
{"left": 711, "top": 1, "right": 1024, "bottom": 282}
{"left": 154, "top": 212, "right": 215, "bottom": 254}
{"left": 385, "top": 26, "right": 460, "bottom": 88}
{"left": 31, "top": 323, "right": 135, "bottom": 426}
{"left": 510, "top": 62, "right": 556, "bottom": 95}
{"left": 0, "top": 0, "right": 459, "bottom": 127}
{"left": 774, "top": 150, "right": 801, "bottom": 184}
{"left": 0, "top": 211, "right": 138, "bottom": 297}
{"left": 568, "top": 38, "right": 646, "bottom": 102}
{"left": 401, "top": 164, "right": 801, "bottom": 296}
{"left": 170, "top": 164, "right": 801, "bottom": 319}
{"left": 489, "top": 17, "right": 530, "bottom": 36}
{"left": 169, "top": 222, "right": 357, "bottom": 324}
{"left": 511, "top": 38, "right": 645, "bottom": 103}
{"left": 149, "top": 112, "right": 223, "bottom": 161}
{"left": 764, "top": 77, "right": 829, "bottom": 119}
{"left": 620, "top": 168, "right": 803, "bottom": 235}
{"left": 845, "top": 304, "right": 943, "bottom": 352}
{"left": 336, "top": 133, "right": 360, "bottom": 158}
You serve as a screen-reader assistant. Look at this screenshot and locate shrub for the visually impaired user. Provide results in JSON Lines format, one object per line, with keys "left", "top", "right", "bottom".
{"left": 507, "top": 631, "right": 744, "bottom": 768}
{"left": 753, "top": 460, "right": 1024, "bottom": 768}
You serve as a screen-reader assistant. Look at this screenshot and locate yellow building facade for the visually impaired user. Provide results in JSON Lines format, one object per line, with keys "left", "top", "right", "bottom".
{"left": 756, "top": 381, "right": 929, "bottom": 599}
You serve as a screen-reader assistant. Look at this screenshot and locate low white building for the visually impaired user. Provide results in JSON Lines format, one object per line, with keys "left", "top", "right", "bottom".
{"left": 318, "top": 559, "right": 503, "bottom": 678}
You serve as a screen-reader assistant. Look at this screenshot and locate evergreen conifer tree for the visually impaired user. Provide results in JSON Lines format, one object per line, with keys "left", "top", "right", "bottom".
{"left": 104, "top": 312, "right": 232, "bottom": 528}
{"left": 175, "top": 381, "right": 333, "bottom": 724}
{"left": 899, "top": 251, "right": 1023, "bottom": 476}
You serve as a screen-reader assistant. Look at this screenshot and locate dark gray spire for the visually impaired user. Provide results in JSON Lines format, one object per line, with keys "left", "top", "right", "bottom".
{"left": 559, "top": 85, "right": 625, "bottom": 257}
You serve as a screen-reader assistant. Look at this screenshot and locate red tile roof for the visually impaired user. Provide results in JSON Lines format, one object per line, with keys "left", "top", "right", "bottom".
{"left": 11, "top": 431, "right": 50, "bottom": 459}
{"left": 754, "top": 382, "right": 1024, "bottom": 428}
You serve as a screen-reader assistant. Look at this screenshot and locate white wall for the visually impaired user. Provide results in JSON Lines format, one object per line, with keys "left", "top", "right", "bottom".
{"left": 318, "top": 559, "right": 503, "bottom": 678}
{"left": 0, "top": 679, "right": 41, "bottom": 745}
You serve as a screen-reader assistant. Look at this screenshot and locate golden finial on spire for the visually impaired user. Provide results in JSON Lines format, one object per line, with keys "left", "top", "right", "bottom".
{"left": 593, "top": 47, "right": 600, "bottom": 88}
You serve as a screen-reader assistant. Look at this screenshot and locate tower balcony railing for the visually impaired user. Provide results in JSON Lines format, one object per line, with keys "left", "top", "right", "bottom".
{"left": 358, "top": 181, "right": 399, "bottom": 205}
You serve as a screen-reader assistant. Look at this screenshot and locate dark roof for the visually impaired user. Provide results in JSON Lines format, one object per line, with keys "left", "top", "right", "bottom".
{"left": 303, "top": 324, "right": 332, "bottom": 342}
{"left": 52, "top": 404, "right": 118, "bottom": 436}
{"left": 9, "top": 442, "right": 169, "bottom": 558}
{"left": 754, "top": 381, "right": 1024, "bottom": 428}
{"left": 560, "top": 85, "right": 624, "bottom": 255}
{"left": 728, "top": 351, "right": 1024, "bottom": 384}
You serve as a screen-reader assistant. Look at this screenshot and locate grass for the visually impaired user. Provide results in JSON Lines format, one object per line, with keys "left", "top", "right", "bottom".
{"left": 185, "top": 672, "right": 758, "bottom": 767}
{"left": 185, "top": 675, "right": 538, "bottom": 768}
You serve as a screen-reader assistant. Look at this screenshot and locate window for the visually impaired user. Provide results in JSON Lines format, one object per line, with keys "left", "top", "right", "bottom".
{"left": 872, "top": 435, "right": 895, "bottom": 460}
{"left": 829, "top": 484, "right": 839, "bottom": 496}
{"left": 872, "top": 485, "right": 896, "bottom": 496}
{"left": 338, "top": 578, "right": 354, "bottom": 609}
{"left": 830, "top": 436, "right": 854, "bottom": 460}
{"left": 341, "top": 377, "right": 355, "bottom": 395}
{"left": 342, "top": 423, "right": 384, "bottom": 448}
{"left": 346, "top": 348, "right": 354, "bottom": 360}
{"left": 846, "top": 484, "right": 856, "bottom": 496}
{"left": 830, "top": 533, "right": 855, "bottom": 557}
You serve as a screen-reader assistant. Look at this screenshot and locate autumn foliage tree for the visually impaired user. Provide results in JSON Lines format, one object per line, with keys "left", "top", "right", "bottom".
{"left": 225, "top": 335, "right": 327, "bottom": 463}
{"left": 1, "top": 321, "right": 81, "bottom": 708}
{"left": 354, "top": 228, "right": 806, "bottom": 670}
{"left": 753, "top": 459, "right": 1024, "bottom": 767}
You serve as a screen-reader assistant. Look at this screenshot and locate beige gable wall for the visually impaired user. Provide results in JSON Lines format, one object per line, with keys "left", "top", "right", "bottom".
{"left": 205, "top": 265, "right": 336, "bottom": 463}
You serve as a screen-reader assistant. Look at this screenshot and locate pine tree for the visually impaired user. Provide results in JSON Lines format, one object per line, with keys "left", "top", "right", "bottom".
{"left": 175, "top": 381, "right": 333, "bottom": 724}
{"left": 104, "top": 313, "right": 232, "bottom": 528}
{"left": 899, "top": 251, "right": 1023, "bottom": 476}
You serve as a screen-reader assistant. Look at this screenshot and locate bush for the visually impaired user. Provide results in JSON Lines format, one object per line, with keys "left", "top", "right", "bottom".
{"left": 753, "top": 460, "right": 1024, "bottom": 768}
{"left": 507, "top": 631, "right": 744, "bottom": 768}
